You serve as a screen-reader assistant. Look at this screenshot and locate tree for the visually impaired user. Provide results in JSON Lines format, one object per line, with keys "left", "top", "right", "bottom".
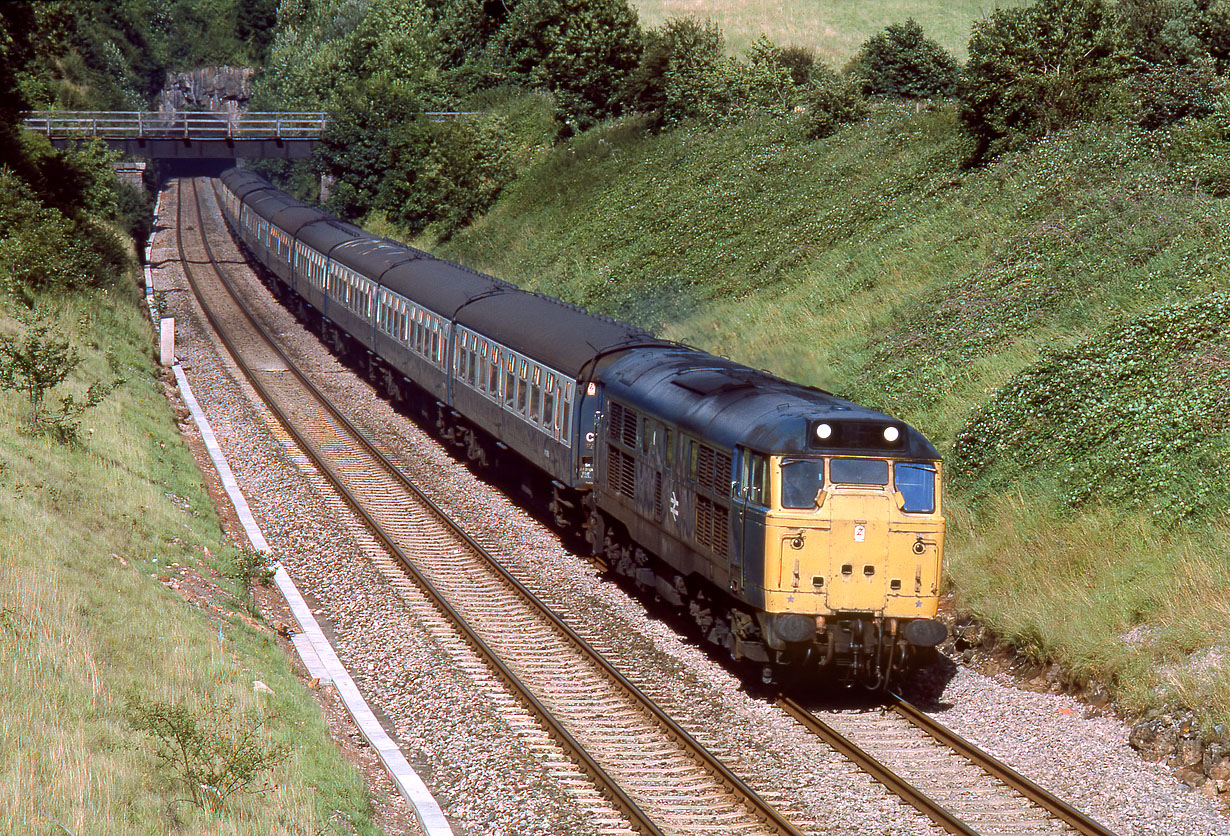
{"left": 960, "top": 0, "right": 1120, "bottom": 162}
{"left": 849, "top": 19, "right": 958, "bottom": 98}
{"left": 491, "top": 0, "right": 643, "bottom": 133}
{"left": 622, "top": 16, "right": 730, "bottom": 129}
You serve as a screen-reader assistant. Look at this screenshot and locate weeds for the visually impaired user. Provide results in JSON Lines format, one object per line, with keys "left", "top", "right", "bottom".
{"left": 226, "top": 548, "right": 277, "bottom": 599}
{"left": 125, "top": 694, "right": 289, "bottom": 813}
{"left": 0, "top": 311, "right": 119, "bottom": 442}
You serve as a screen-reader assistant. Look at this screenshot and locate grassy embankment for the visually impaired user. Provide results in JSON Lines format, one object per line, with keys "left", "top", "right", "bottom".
{"left": 629, "top": 0, "right": 1024, "bottom": 60}
{"left": 0, "top": 251, "right": 382, "bottom": 831}
{"left": 436, "top": 102, "right": 1230, "bottom": 725}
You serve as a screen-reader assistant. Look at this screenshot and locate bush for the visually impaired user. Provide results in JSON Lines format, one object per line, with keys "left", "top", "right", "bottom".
{"left": 849, "top": 19, "right": 958, "bottom": 98}
{"left": 1131, "top": 57, "right": 1225, "bottom": 128}
{"left": 0, "top": 310, "right": 118, "bottom": 441}
{"left": 490, "top": 0, "right": 643, "bottom": 134}
{"left": 960, "top": 0, "right": 1120, "bottom": 162}
{"left": 622, "top": 15, "right": 730, "bottom": 129}
{"left": 126, "top": 694, "right": 289, "bottom": 812}
{"left": 379, "top": 113, "right": 516, "bottom": 238}
{"left": 0, "top": 167, "right": 124, "bottom": 301}
{"left": 794, "top": 69, "right": 866, "bottom": 139}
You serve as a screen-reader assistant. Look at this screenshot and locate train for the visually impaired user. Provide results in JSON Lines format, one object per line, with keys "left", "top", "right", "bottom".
{"left": 214, "top": 167, "right": 947, "bottom": 688}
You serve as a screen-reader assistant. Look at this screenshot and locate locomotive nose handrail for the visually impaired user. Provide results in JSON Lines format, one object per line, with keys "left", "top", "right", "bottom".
{"left": 21, "top": 110, "right": 329, "bottom": 140}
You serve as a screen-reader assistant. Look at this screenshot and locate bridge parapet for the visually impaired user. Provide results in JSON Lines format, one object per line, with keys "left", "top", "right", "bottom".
{"left": 23, "top": 111, "right": 327, "bottom": 140}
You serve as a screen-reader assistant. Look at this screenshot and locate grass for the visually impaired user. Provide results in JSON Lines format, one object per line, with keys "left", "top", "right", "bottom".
{"left": 0, "top": 276, "right": 382, "bottom": 833}
{"left": 435, "top": 98, "right": 1230, "bottom": 725}
{"left": 628, "top": 0, "right": 1027, "bottom": 62}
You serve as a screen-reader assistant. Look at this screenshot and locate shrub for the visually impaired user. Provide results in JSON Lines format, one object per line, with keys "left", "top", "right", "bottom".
{"left": 1131, "top": 56, "right": 1225, "bottom": 128}
{"left": 379, "top": 113, "right": 516, "bottom": 238}
{"left": 0, "top": 167, "right": 123, "bottom": 300}
{"left": 0, "top": 311, "right": 118, "bottom": 441}
{"left": 126, "top": 694, "right": 289, "bottom": 812}
{"left": 960, "top": 0, "right": 1120, "bottom": 162}
{"left": 490, "top": 0, "right": 642, "bottom": 134}
{"left": 794, "top": 69, "right": 866, "bottom": 139}
{"left": 730, "top": 35, "right": 804, "bottom": 118}
{"left": 622, "top": 15, "right": 730, "bottom": 129}
{"left": 849, "top": 19, "right": 958, "bottom": 99}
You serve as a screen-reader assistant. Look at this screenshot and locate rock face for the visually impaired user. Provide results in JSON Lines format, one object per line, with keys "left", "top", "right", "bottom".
{"left": 155, "top": 67, "right": 253, "bottom": 115}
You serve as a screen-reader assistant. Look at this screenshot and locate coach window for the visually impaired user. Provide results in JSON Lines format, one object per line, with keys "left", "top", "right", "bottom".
{"left": 543, "top": 377, "right": 557, "bottom": 435}
{"left": 431, "top": 322, "right": 440, "bottom": 364}
{"left": 456, "top": 337, "right": 467, "bottom": 378}
{"left": 516, "top": 360, "right": 529, "bottom": 414}
{"left": 529, "top": 367, "right": 542, "bottom": 424}
{"left": 501, "top": 355, "right": 514, "bottom": 406}
{"left": 489, "top": 348, "right": 500, "bottom": 395}
{"left": 560, "top": 383, "right": 573, "bottom": 443}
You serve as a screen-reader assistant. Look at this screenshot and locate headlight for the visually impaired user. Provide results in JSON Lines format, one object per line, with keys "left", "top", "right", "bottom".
{"left": 815, "top": 423, "right": 833, "bottom": 441}
{"left": 883, "top": 426, "right": 900, "bottom": 443}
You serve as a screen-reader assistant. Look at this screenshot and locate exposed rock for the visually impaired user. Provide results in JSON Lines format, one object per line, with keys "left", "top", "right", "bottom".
{"left": 1129, "top": 716, "right": 1179, "bottom": 762}
{"left": 155, "top": 66, "right": 254, "bottom": 116}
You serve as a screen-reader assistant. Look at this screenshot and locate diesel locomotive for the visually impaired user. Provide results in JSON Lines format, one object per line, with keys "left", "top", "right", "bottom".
{"left": 214, "top": 168, "right": 947, "bottom": 687}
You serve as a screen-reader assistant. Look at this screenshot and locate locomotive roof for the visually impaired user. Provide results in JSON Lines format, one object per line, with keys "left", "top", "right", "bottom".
{"left": 456, "top": 291, "right": 668, "bottom": 379}
{"left": 600, "top": 347, "right": 940, "bottom": 459}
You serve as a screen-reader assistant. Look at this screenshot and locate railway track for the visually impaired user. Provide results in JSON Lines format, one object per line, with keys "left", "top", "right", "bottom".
{"left": 779, "top": 695, "right": 1120, "bottom": 836}
{"left": 174, "top": 177, "right": 814, "bottom": 835}
{"left": 172, "top": 175, "right": 1122, "bottom": 836}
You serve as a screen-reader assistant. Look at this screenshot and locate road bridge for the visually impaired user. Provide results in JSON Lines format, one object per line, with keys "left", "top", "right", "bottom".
{"left": 22, "top": 111, "right": 327, "bottom": 159}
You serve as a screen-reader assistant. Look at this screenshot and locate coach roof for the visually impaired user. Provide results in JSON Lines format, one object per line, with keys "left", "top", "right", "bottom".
{"left": 457, "top": 290, "right": 666, "bottom": 379}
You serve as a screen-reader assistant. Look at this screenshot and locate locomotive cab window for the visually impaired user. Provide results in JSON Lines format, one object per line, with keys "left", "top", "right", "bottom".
{"left": 780, "top": 458, "right": 825, "bottom": 509}
{"left": 894, "top": 462, "right": 936, "bottom": 513}
{"left": 738, "top": 450, "right": 768, "bottom": 506}
{"left": 830, "top": 457, "right": 890, "bottom": 486}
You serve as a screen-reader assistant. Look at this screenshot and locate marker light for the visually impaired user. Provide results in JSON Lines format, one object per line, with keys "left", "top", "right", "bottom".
{"left": 883, "top": 426, "right": 900, "bottom": 443}
{"left": 815, "top": 423, "right": 833, "bottom": 440}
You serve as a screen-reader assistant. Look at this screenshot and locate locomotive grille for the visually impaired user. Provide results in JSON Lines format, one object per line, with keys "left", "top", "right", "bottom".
{"left": 695, "top": 496, "right": 730, "bottom": 558}
{"left": 653, "top": 472, "right": 663, "bottom": 519}
{"left": 607, "top": 445, "right": 636, "bottom": 497}
{"left": 697, "top": 445, "right": 715, "bottom": 488}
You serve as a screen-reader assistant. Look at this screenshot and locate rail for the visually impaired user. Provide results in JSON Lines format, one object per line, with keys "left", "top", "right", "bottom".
{"left": 22, "top": 111, "right": 327, "bottom": 140}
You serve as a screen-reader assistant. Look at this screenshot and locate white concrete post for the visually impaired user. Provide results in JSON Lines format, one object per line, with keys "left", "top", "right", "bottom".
{"left": 159, "top": 317, "right": 175, "bottom": 366}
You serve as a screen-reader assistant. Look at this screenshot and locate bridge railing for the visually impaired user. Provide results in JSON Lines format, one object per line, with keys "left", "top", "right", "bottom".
{"left": 22, "top": 111, "right": 328, "bottom": 140}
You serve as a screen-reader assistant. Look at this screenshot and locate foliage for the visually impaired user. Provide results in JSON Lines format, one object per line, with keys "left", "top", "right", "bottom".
{"left": 950, "top": 292, "right": 1230, "bottom": 521}
{"left": 226, "top": 548, "right": 277, "bottom": 598}
{"left": 1166, "top": 106, "right": 1230, "bottom": 193}
{"left": 959, "top": 0, "right": 1120, "bottom": 162}
{"left": 125, "top": 694, "right": 289, "bottom": 812}
{"left": 0, "top": 311, "right": 118, "bottom": 442}
{"left": 1116, "top": 0, "right": 1230, "bottom": 70}
{"left": 490, "top": 0, "right": 643, "bottom": 134}
{"left": 380, "top": 114, "right": 517, "bottom": 238}
{"left": 316, "top": 78, "right": 425, "bottom": 220}
{"left": 622, "top": 16, "right": 730, "bottom": 129}
{"left": 848, "top": 19, "right": 958, "bottom": 99}
{"left": 793, "top": 68, "right": 867, "bottom": 139}
{"left": 0, "top": 167, "right": 128, "bottom": 303}
{"left": 1130, "top": 57, "right": 1225, "bottom": 128}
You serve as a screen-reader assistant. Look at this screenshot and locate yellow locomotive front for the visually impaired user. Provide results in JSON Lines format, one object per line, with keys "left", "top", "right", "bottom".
{"left": 737, "top": 421, "right": 946, "bottom": 687}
